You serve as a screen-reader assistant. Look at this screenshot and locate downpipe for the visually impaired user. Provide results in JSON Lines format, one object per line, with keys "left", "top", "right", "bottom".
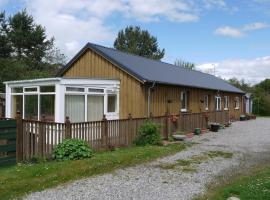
{"left": 147, "top": 82, "right": 156, "bottom": 117}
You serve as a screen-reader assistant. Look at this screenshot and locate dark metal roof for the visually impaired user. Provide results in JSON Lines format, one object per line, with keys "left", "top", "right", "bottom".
{"left": 58, "top": 43, "right": 244, "bottom": 94}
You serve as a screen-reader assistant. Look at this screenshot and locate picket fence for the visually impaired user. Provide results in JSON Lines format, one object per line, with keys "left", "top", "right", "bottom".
{"left": 12, "top": 111, "right": 229, "bottom": 161}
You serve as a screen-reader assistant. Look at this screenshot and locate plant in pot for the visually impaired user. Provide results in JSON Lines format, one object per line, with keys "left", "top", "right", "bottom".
{"left": 194, "top": 128, "right": 201, "bottom": 135}
{"left": 210, "top": 122, "right": 220, "bottom": 132}
{"left": 240, "top": 115, "right": 246, "bottom": 121}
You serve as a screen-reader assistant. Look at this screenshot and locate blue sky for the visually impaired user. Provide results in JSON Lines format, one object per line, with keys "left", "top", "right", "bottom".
{"left": 1, "top": 0, "right": 270, "bottom": 83}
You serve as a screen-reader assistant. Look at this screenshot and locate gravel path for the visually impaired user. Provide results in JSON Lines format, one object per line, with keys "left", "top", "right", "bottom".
{"left": 25, "top": 118, "right": 270, "bottom": 200}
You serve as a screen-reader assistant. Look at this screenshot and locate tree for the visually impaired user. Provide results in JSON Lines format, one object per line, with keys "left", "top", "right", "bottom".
{"left": 0, "top": 12, "right": 12, "bottom": 58}
{"left": 114, "top": 26, "right": 165, "bottom": 60}
{"left": 227, "top": 78, "right": 252, "bottom": 93}
{"left": 174, "top": 59, "right": 195, "bottom": 70}
{"left": 0, "top": 10, "right": 66, "bottom": 92}
{"left": 8, "top": 9, "right": 54, "bottom": 69}
{"left": 253, "top": 79, "right": 270, "bottom": 116}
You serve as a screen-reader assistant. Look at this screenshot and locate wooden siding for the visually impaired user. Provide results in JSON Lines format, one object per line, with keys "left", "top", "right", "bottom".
{"left": 62, "top": 49, "right": 244, "bottom": 119}
{"left": 63, "top": 49, "right": 148, "bottom": 119}
{"left": 148, "top": 84, "right": 243, "bottom": 119}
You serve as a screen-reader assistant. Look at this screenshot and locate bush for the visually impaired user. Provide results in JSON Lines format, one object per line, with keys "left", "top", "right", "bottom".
{"left": 134, "top": 121, "right": 162, "bottom": 146}
{"left": 53, "top": 139, "right": 94, "bottom": 161}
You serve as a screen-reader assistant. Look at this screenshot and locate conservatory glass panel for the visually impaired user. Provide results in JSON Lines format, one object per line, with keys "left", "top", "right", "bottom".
{"left": 65, "top": 95, "right": 85, "bottom": 122}
{"left": 107, "top": 94, "right": 117, "bottom": 113}
{"left": 40, "top": 95, "right": 55, "bottom": 121}
{"left": 87, "top": 95, "right": 104, "bottom": 121}
{"left": 11, "top": 95, "right": 23, "bottom": 118}
{"left": 25, "top": 95, "right": 38, "bottom": 120}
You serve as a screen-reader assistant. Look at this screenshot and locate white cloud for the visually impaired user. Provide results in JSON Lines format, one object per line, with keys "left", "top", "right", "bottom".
{"left": 197, "top": 56, "right": 270, "bottom": 84}
{"left": 203, "top": 0, "right": 226, "bottom": 9}
{"left": 18, "top": 0, "right": 240, "bottom": 57}
{"left": 214, "top": 26, "right": 243, "bottom": 38}
{"left": 242, "top": 22, "right": 269, "bottom": 31}
{"left": 215, "top": 22, "right": 269, "bottom": 38}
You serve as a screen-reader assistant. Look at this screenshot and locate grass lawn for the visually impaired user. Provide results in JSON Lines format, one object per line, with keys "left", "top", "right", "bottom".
{"left": 0, "top": 144, "right": 186, "bottom": 200}
{"left": 196, "top": 164, "right": 270, "bottom": 200}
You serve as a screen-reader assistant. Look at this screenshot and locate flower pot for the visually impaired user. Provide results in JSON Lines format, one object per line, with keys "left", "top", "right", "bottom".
{"left": 210, "top": 123, "right": 220, "bottom": 132}
{"left": 240, "top": 115, "right": 246, "bottom": 121}
{"left": 194, "top": 128, "right": 201, "bottom": 135}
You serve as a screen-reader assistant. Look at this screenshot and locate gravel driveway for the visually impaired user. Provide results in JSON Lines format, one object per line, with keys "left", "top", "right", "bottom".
{"left": 25, "top": 118, "right": 270, "bottom": 200}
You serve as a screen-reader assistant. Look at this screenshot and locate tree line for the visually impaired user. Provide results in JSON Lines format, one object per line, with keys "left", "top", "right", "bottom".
{"left": 1, "top": 10, "right": 268, "bottom": 115}
{"left": 0, "top": 10, "right": 66, "bottom": 92}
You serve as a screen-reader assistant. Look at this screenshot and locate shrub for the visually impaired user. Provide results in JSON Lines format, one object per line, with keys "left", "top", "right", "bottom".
{"left": 134, "top": 121, "right": 162, "bottom": 146}
{"left": 53, "top": 139, "right": 94, "bottom": 161}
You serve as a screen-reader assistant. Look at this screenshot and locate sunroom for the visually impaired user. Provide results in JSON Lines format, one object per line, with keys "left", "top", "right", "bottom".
{"left": 4, "top": 78, "right": 120, "bottom": 123}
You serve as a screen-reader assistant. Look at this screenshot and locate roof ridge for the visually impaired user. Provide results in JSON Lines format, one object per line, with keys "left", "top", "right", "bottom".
{"left": 87, "top": 42, "right": 227, "bottom": 82}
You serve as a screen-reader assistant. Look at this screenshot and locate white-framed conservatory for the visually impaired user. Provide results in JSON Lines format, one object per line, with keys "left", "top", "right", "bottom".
{"left": 4, "top": 78, "right": 120, "bottom": 123}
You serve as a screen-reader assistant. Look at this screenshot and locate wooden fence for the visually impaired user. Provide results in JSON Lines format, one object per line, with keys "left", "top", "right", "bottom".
{"left": 0, "top": 119, "right": 17, "bottom": 167}
{"left": 13, "top": 111, "right": 229, "bottom": 161}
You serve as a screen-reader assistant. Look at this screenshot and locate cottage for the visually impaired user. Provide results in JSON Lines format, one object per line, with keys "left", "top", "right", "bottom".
{"left": 5, "top": 43, "right": 244, "bottom": 122}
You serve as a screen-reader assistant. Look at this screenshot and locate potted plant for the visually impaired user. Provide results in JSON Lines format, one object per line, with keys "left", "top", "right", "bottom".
{"left": 240, "top": 115, "right": 246, "bottom": 121}
{"left": 210, "top": 122, "right": 220, "bottom": 132}
{"left": 194, "top": 128, "right": 201, "bottom": 135}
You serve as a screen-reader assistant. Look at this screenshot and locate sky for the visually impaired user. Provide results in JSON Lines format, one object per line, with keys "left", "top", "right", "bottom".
{"left": 1, "top": 0, "right": 270, "bottom": 84}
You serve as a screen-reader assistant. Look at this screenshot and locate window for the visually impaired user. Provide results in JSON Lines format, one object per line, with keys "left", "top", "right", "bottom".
{"left": 40, "top": 86, "right": 55, "bottom": 93}
{"left": 107, "top": 94, "right": 117, "bottom": 113}
{"left": 11, "top": 87, "right": 23, "bottom": 93}
{"left": 87, "top": 95, "right": 104, "bottom": 121}
{"left": 66, "top": 87, "right": 84, "bottom": 92}
{"left": 235, "top": 97, "right": 240, "bottom": 109}
{"left": 11, "top": 95, "right": 23, "bottom": 118}
{"left": 181, "top": 91, "right": 187, "bottom": 112}
{"left": 224, "top": 96, "right": 229, "bottom": 110}
{"left": 24, "top": 95, "right": 38, "bottom": 120}
{"left": 204, "top": 95, "right": 209, "bottom": 110}
{"left": 215, "top": 96, "right": 221, "bottom": 111}
{"left": 88, "top": 88, "right": 103, "bottom": 93}
{"left": 40, "top": 95, "right": 55, "bottom": 121}
{"left": 65, "top": 95, "right": 85, "bottom": 122}
{"left": 24, "top": 87, "right": 37, "bottom": 92}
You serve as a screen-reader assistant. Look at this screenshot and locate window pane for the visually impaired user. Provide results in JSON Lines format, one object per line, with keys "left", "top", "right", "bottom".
{"left": 66, "top": 87, "right": 84, "bottom": 92}
{"left": 181, "top": 92, "right": 186, "bottom": 109}
{"left": 40, "top": 86, "right": 55, "bottom": 93}
{"left": 40, "top": 95, "right": 55, "bottom": 121}
{"left": 88, "top": 88, "right": 103, "bottom": 93}
{"left": 87, "top": 96, "right": 104, "bottom": 121}
{"left": 65, "top": 95, "right": 85, "bottom": 122}
{"left": 11, "top": 95, "right": 23, "bottom": 118}
{"left": 11, "top": 87, "right": 23, "bottom": 93}
{"left": 25, "top": 95, "right": 38, "bottom": 120}
{"left": 108, "top": 95, "right": 116, "bottom": 112}
{"left": 25, "top": 87, "right": 37, "bottom": 92}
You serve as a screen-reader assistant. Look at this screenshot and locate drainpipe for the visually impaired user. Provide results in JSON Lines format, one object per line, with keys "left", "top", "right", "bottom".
{"left": 148, "top": 82, "right": 156, "bottom": 117}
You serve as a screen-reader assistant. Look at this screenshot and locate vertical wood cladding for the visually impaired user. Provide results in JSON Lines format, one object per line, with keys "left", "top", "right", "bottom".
{"left": 62, "top": 49, "right": 243, "bottom": 119}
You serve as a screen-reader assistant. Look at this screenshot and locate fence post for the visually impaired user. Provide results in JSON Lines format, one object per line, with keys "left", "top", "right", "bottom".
{"left": 165, "top": 112, "right": 170, "bottom": 140}
{"left": 65, "top": 117, "right": 71, "bottom": 139}
{"left": 101, "top": 115, "right": 108, "bottom": 150}
{"left": 16, "top": 111, "right": 23, "bottom": 162}
{"left": 38, "top": 115, "right": 45, "bottom": 157}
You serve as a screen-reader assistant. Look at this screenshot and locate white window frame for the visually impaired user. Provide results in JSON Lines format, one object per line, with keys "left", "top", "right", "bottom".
{"left": 10, "top": 85, "right": 56, "bottom": 120}
{"left": 204, "top": 95, "right": 209, "bottom": 111}
{"left": 180, "top": 91, "right": 187, "bottom": 112}
{"left": 235, "top": 97, "right": 240, "bottom": 110}
{"left": 65, "top": 86, "right": 119, "bottom": 121}
{"left": 215, "top": 96, "right": 221, "bottom": 111}
{"left": 224, "top": 96, "right": 229, "bottom": 110}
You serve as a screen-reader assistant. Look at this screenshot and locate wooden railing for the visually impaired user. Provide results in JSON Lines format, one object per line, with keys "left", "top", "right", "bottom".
{"left": 15, "top": 111, "right": 230, "bottom": 161}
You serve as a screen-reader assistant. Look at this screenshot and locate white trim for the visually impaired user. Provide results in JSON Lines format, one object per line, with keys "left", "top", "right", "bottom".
{"left": 5, "top": 77, "right": 120, "bottom": 122}
{"left": 204, "top": 95, "right": 209, "bottom": 111}
{"left": 180, "top": 91, "right": 187, "bottom": 112}
{"left": 215, "top": 96, "right": 221, "bottom": 111}
{"left": 224, "top": 96, "right": 229, "bottom": 110}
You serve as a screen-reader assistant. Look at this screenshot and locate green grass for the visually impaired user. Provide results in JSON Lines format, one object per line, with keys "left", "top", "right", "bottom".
{"left": 0, "top": 144, "right": 186, "bottom": 200}
{"left": 207, "top": 151, "right": 233, "bottom": 159}
{"left": 196, "top": 165, "right": 270, "bottom": 200}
